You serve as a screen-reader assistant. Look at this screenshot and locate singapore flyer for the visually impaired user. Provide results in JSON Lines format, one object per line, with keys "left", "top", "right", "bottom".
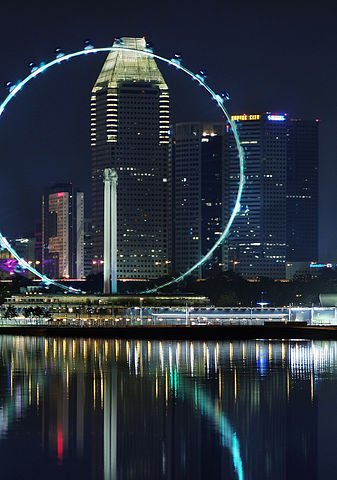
{"left": 0, "top": 44, "right": 245, "bottom": 294}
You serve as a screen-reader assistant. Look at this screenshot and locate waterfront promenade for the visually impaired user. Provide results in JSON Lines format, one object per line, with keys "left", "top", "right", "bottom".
{"left": 1, "top": 322, "right": 337, "bottom": 340}
{"left": 3, "top": 293, "right": 337, "bottom": 339}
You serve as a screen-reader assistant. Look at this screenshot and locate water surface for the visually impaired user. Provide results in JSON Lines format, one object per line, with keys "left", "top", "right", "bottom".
{"left": 0, "top": 336, "right": 336, "bottom": 479}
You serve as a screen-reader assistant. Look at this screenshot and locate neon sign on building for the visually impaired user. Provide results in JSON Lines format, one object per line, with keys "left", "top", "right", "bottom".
{"left": 231, "top": 114, "right": 261, "bottom": 121}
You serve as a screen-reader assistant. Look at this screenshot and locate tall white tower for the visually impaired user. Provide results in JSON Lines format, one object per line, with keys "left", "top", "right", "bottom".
{"left": 104, "top": 168, "right": 118, "bottom": 294}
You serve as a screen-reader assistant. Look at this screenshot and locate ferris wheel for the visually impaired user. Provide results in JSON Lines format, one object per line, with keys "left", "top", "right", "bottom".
{"left": 0, "top": 41, "right": 245, "bottom": 294}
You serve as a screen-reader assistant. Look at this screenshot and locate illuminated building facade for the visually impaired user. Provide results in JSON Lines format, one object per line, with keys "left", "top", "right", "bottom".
{"left": 227, "top": 113, "right": 319, "bottom": 279}
{"left": 173, "top": 122, "right": 226, "bottom": 276}
{"left": 42, "top": 184, "right": 84, "bottom": 279}
{"left": 0, "top": 249, "right": 14, "bottom": 278}
{"left": 228, "top": 114, "right": 288, "bottom": 279}
{"left": 286, "top": 118, "right": 318, "bottom": 262}
{"left": 91, "top": 37, "right": 171, "bottom": 279}
{"left": 83, "top": 218, "right": 93, "bottom": 277}
{"left": 34, "top": 220, "right": 43, "bottom": 267}
{"left": 0, "top": 237, "right": 36, "bottom": 278}
{"left": 11, "top": 237, "right": 35, "bottom": 262}
{"left": 12, "top": 237, "right": 36, "bottom": 277}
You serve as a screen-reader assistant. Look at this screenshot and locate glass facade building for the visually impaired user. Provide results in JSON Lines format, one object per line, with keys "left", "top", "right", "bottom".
{"left": 91, "top": 37, "right": 172, "bottom": 279}
{"left": 227, "top": 114, "right": 318, "bottom": 279}
{"left": 83, "top": 218, "right": 93, "bottom": 277}
{"left": 173, "top": 123, "right": 226, "bottom": 277}
{"left": 286, "top": 118, "right": 318, "bottom": 262}
{"left": 227, "top": 114, "right": 288, "bottom": 279}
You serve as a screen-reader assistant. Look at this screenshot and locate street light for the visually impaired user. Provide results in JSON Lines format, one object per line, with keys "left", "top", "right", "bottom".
{"left": 233, "top": 260, "right": 239, "bottom": 272}
{"left": 257, "top": 302, "right": 270, "bottom": 310}
{"left": 257, "top": 291, "right": 270, "bottom": 310}
{"left": 140, "top": 297, "right": 144, "bottom": 325}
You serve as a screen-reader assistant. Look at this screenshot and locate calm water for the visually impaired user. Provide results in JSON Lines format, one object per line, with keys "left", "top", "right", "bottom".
{"left": 1, "top": 336, "right": 337, "bottom": 479}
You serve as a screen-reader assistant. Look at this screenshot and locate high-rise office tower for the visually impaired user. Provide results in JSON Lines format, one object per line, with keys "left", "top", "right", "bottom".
{"left": 83, "top": 218, "right": 93, "bottom": 277}
{"left": 91, "top": 37, "right": 171, "bottom": 279}
{"left": 0, "top": 237, "right": 36, "bottom": 278}
{"left": 173, "top": 122, "right": 226, "bottom": 277}
{"left": 286, "top": 118, "right": 319, "bottom": 262}
{"left": 42, "top": 184, "right": 84, "bottom": 279}
{"left": 12, "top": 237, "right": 36, "bottom": 278}
{"left": 227, "top": 113, "right": 288, "bottom": 279}
{"left": 227, "top": 113, "right": 319, "bottom": 279}
{"left": 11, "top": 237, "right": 36, "bottom": 264}
{"left": 34, "top": 220, "right": 43, "bottom": 267}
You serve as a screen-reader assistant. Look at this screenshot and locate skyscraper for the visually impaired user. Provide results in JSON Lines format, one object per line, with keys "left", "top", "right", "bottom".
{"left": 12, "top": 237, "right": 36, "bottom": 277}
{"left": 173, "top": 122, "right": 226, "bottom": 277}
{"left": 91, "top": 37, "right": 171, "bottom": 280}
{"left": 286, "top": 118, "right": 319, "bottom": 262}
{"left": 83, "top": 218, "right": 93, "bottom": 277}
{"left": 42, "top": 184, "right": 84, "bottom": 279}
{"left": 227, "top": 113, "right": 288, "bottom": 279}
{"left": 227, "top": 113, "right": 319, "bottom": 279}
{"left": 34, "top": 220, "right": 43, "bottom": 267}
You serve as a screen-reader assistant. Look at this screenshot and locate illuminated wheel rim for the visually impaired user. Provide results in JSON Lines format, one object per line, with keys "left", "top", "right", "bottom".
{"left": 0, "top": 46, "right": 245, "bottom": 293}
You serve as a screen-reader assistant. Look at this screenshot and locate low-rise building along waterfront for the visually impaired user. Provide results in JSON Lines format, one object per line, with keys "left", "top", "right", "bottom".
{"left": 3, "top": 295, "right": 337, "bottom": 326}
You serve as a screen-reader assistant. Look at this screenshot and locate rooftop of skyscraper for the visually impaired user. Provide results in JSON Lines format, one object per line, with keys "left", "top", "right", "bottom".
{"left": 93, "top": 37, "right": 168, "bottom": 92}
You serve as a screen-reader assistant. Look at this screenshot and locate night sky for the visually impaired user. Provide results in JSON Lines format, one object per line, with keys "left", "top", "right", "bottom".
{"left": 0, "top": 0, "right": 336, "bottom": 260}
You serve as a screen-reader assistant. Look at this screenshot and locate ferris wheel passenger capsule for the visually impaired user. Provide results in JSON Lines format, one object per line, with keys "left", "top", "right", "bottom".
{"left": 84, "top": 39, "right": 94, "bottom": 50}
{"left": 68, "top": 286, "right": 80, "bottom": 293}
{"left": 171, "top": 53, "right": 182, "bottom": 66}
{"left": 196, "top": 70, "right": 207, "bottom": 82}
{"left": 5, "top": 81, "right": 15, "bottom": 92}
{"left": 55, "top": 47, "right": 65, "bottom": 59}
{"left": 221, "top": 91, "right": 230, "bottom": 101}
{"left": 14, "top": 264, "right": 25, "bottom": 274}
{"left": 114, "top": 37, "right": 124, "bottom": 46}
{"left": 145, "top": 41, "right": 154, "bottom": 53}
{"left": 29, "top": 62, "right": 38, "bottom": 73}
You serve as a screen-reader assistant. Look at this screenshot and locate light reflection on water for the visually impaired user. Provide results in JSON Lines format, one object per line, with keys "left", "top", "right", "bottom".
{"left": 1, "top": 336, "right": 337, "bottom": 479}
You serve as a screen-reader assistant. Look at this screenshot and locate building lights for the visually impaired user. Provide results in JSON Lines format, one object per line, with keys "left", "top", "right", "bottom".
{"left": 0, "top": 41, "right": 244, "bottom": 294}
{"left": 267, "top": 114, "right": 286, "bottom": 121}
{"left": 231, "top": 114, "right": 261, "bottom": 121}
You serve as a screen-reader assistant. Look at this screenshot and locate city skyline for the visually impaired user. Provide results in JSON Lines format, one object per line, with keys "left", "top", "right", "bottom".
{"left": 0, "top": 1, "right": 335, "bottom": 263}
{"left": 0, "top": 4, "right": 336, "bottom": 480}
{"left": 0, "top": 2, "right": 337, "bottom": 260}
{"left": 0, "top": 53, "right": 324, "bottom": 282}
{"left": 0, "top": 40, "right": 324, "bottom": 285}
